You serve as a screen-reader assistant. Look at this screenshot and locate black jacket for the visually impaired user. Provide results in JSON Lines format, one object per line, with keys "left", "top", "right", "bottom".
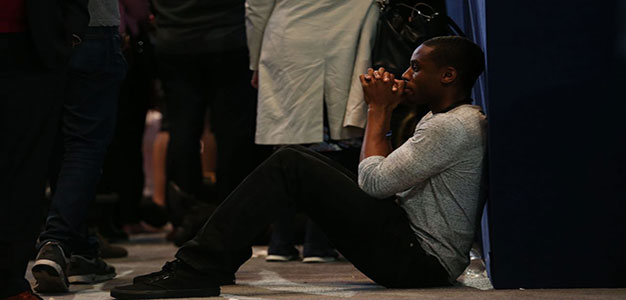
{"left": 26, "top": 0, "right": 90, "bottom": 69}
{"left": 152, "top": 0, "right": 247, "bottom": 54}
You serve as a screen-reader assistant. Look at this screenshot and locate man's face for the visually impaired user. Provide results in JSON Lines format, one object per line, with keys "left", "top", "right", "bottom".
{"left": 401, "top": 45, "right": 442, "bottom": 106}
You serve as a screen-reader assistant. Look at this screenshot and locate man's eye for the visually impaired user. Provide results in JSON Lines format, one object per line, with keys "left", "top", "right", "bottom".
{"left": 411, "top": 63, "right": 419, "bottom": 72}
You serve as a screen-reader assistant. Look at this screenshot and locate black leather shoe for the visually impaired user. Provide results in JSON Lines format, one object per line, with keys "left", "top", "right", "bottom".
{"left": 110, "top": 260, "right": 220, "bottom": 299}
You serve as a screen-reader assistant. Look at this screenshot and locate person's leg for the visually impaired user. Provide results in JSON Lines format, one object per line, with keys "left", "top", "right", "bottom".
{"left": 266, "top": 209, "right": 300, "bottom": 261}
{"left": 158, "top": 52, "right": 207, "bottom": 201}
{"left": 151, "top": 130, "right": 170, "bottom": 208}
{"left": 104, "top": 62, "right": 150, "bottom": 231}
{"left": 38, "top": 27, "right": 126, "bottom": 256}
{"left": 207, "top": 48, "right": 272, "bottom": 202}
{"left": 200, "top": 116, "right": 218, "bottom": 185}
{"left": 0, "top": 33, "right": 65, "bottom": 297}
{"left": 34, "top": 27, "right": 126, "bottom": 292}
{"left": 177, "top": 145, "right": 449, "bottom": 287}
{"left": 301, "top": 148, "right": 359, "bottom": 262}
{"left": 302, "top": 219, "right": 337, "bottom": 261}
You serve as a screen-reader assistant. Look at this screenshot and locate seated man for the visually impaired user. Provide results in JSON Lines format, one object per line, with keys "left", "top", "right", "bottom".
{"left": 111, "top": 36, "right": 487, "bottom": 299}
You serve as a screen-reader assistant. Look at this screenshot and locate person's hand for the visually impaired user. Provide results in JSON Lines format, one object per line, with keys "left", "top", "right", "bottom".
{"left": 251, "top": 70, "right": 259, "bottom": 89}
{"left": 359, "top": 67, "right": 405, "bottom": 110}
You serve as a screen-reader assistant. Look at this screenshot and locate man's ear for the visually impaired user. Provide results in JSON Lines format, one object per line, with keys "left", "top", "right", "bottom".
{"left": 441, "top": 67, "right": 457, "bottom": 84}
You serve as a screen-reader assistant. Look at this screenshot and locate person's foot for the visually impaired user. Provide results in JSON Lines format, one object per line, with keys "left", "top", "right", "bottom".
{"left": 302, "top": 256, "right": 337, "bottom": 263}
{"left": 132, "top": 260, "right": 235, "bottom": 285}
{"left": 2, "top": 291, "right": 43, "bottom": 300}
{"left": 96, "top": 232, "right": 128, "bottom": 259}
{"left": 97, "top": 219, "right": 129, "bottom": 242}
{"left": 67, "top": 255, "right": 116, "bottom": 283}
{"left": 302, "top": 248, "right": 339, "bottom": 263}
{"left": 32, "top": 241, "right": 70, "bottom": 293}
{"left": 110, "top": 259, "right": 220, "bottom": 299}
{"left": 266, "top": 253, "right": 299, "bottom": 262}
{"left": 266, "top": 246, "right": 299, "bottom": 262}
{"left": 139, "top": 197, "right": 168, "bottom": 228}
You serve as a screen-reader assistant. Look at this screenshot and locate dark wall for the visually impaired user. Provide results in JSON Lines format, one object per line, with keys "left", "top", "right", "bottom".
{"left": 485, "top": 0, "right": 626, "bottom": 288}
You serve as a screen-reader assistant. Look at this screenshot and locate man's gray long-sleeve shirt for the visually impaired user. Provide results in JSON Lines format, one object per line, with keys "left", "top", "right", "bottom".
{"left": 358, "top": 104, "right": 487, "bottom": 281}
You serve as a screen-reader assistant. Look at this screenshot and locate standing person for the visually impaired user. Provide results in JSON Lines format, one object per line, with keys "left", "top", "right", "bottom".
{"left": 98, "top": 0, "right": 155, "bottom": 237}
{"left": 0, "top": 0, "right": 88, "bottom": 298}
{"left": 246, "top": 0, "right": 379, "bottom": 263}
{"left": 111, "top": 36, "right": 488, "bottom": 299}
{"left": 151, "top": 0, "right": 271, "bottom": 243}
{"left": 247, "top": 0, "right": 379, "bottom": 143}
{"left": 31, "top": 0, "right": 128, "bottom": 293}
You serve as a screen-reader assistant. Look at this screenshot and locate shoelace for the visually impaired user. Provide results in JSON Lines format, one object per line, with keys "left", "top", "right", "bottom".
{"left": 148, "top": 260, "right": 180, "bottom": 280}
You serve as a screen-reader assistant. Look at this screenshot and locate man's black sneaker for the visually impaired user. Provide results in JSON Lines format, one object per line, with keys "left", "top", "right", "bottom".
{"left": 67, "top": 255, "right": 116, "bottom": 283}
{"left": 32, "top": 241, "right": 70, "bottom": 293}
{"left": 110, "top": 260, "right": 220, "bottom": 299}
{"left": 132, "top": 260, "right": 235, "bottom": 285}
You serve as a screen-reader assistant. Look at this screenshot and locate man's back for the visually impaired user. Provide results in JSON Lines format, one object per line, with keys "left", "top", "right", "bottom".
{"left": 152, "top": 0, "right": 246, "bottom": 54}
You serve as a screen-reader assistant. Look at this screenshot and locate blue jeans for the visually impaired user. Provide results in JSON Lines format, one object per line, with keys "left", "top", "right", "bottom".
{"left": 38, "top": 26, "right": 127, "bottom": 256}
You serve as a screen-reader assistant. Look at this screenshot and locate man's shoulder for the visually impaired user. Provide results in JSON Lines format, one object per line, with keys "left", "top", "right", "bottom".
{"left": 434, "top": 105, "right": 486, "bottom": 132}
{"left": 416, "top": 105, "right": 486, "bottom": 142}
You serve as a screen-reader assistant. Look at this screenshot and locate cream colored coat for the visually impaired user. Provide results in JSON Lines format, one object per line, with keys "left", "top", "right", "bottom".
{"left": 246, "top": 0, "right": 379, "bottom": 144}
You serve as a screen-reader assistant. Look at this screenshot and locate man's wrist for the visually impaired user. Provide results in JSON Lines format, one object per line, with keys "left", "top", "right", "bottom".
{"left": 366, "top": 105, "right": 392, "bottom": 136}
{"left": 367, "top": 104, "right": 394, "bottom": 116}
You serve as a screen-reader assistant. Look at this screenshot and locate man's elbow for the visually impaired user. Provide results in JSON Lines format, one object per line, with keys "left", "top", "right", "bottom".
{"left": 359, "top": 181, "right": 394, "bottom": 199}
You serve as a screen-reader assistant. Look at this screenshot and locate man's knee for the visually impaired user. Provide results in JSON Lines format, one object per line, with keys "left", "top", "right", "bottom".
{"left": 276, "top": 144, "right": 307, "bottom": 155}
{"left": 267, "top": 145, "right": 308, "bottom": 165}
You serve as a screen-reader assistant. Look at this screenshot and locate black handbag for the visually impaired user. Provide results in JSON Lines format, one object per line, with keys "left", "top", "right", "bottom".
{"left": 371, "top": 1, "right": 465, "bottom": 76}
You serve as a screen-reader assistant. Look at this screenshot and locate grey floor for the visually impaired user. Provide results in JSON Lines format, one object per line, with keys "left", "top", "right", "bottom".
{"left": 27, "top": 233, "right": 626, "bottom": 300}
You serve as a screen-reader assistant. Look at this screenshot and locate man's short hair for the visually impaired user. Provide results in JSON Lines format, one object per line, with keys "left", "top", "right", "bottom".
{"left": 422, "top": 36, "right": 485, "bottom": 91}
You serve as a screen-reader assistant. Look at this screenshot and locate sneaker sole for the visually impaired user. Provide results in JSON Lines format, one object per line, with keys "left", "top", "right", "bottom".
{"left": 69, "top": 272, "right": 116, "bottom": 284}
{"left": 302, "top": 256, "right": 337, "bottom": 263}
{"left": 110, "top": 287, "right": 220, "bottom": 299}
{"left": 265, "top": 254, "right": 297, "bottom": 262}
{"left": 133, "top": 276, "right": 234, "bottom": 286}
{"left": 32, "top": 261, "right": 69, "bottom": 293}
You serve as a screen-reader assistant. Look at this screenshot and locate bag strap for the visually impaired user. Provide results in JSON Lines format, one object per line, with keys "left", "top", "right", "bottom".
{"left": 380, "top": 1, "right": 467, "bottom": 38}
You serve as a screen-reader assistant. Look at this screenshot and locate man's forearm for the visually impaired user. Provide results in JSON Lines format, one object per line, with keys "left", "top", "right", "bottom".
{"left": 360, "top": 105, "right": 394, "bottom": 162}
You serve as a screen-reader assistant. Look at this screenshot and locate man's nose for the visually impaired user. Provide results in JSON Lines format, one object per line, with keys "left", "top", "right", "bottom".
{"left": 401, "top": 67, "right": 411, "bottom": 81}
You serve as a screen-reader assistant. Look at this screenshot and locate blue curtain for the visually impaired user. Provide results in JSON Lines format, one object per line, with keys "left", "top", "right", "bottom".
{"left": 446, "top": 0, "right": 488, "bottom": 113}
{"left": 446, "top": 0, "right": 491, "bottom": 277}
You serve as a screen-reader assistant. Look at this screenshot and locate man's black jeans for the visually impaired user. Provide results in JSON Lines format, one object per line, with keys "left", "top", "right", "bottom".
{"left": 176, "top": 146, "right": 450, "bottom": 288}
{"left": 38, "top": 27, "right": 127, "bottom": 256}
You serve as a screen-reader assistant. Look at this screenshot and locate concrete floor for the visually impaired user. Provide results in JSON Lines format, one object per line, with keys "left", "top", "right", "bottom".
{"left": 27, "top": 233, "right": 626, "bottom": 300}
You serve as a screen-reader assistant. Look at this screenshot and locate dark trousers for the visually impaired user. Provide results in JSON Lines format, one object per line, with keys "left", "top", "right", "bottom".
{"left": 268, "top": 209, "right": 336, "bottom": 257}
{"left": 38, "top": 27, "right": 127, "bottom": 256}
{"left": 0, "top": 33, "right": 66, "bottom": 297}
{"left": 100, "top": 32, "right": 154, "bottom": 225}
{"left": 177, "top": 146, "right": 450, "bottom": 288}
{"left": 157, "top": 48, "right": 270, "bottom": 203}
